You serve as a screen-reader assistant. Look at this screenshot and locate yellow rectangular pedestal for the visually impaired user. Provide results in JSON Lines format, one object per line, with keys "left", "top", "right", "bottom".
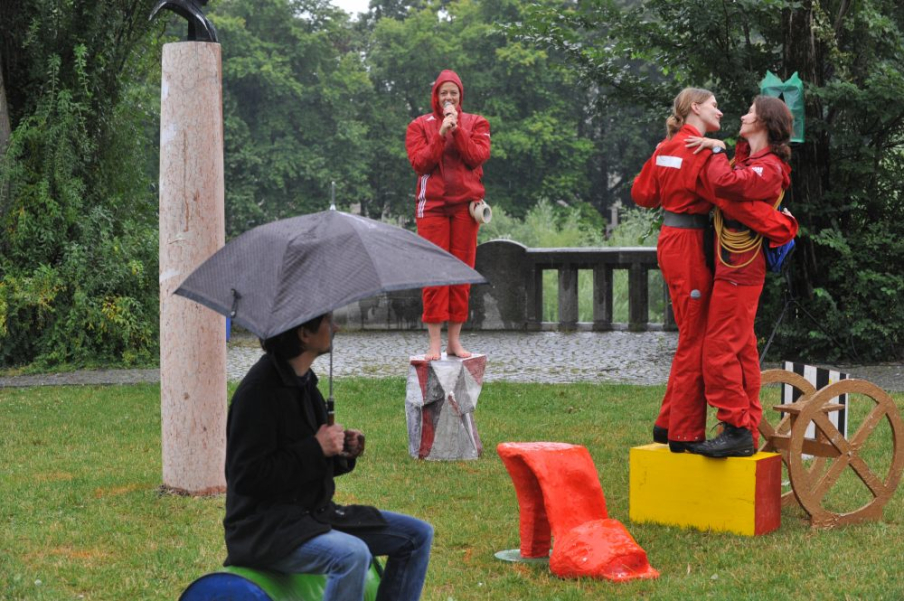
{"left": 629, "top": 444, "right": 781, "bottom": 536}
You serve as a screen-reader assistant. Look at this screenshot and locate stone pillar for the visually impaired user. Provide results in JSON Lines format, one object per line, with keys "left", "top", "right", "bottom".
{"left": 470, "top": 240, "right": 529, "bottom": 330}
{"left": 557, "top": 266, "right": 578, "bottom": 331}
{"left": 592, "top": 264, "right": 613, "bottom": 331}
{"left": 628, "top": 263, "right": 649, "bottom": 332}
{"left": 158, "top": 42, "right": 226, "bottom": 495}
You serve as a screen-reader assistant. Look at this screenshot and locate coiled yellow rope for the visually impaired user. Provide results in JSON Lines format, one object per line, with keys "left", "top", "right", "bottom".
{"left": 713, "top": 165, "right": 784, "bottom": 269}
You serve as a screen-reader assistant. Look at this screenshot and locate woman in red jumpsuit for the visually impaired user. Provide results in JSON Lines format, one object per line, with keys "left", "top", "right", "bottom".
{"left": 632, "top": 89, "right": 797, "bottom": 453}
{"left": 687, "top": 96, "right": 798, "bottom": 457}
{"left": 406, "top": 70, "right": 491, "bottom": 361}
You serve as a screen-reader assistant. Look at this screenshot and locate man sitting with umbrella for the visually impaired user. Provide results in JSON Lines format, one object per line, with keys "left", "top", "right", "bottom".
{"left": 222, "top": 313, "right": 434, "bottom": 601}
{"left": 175, "top": 209, "right": 485, "bottom": 599}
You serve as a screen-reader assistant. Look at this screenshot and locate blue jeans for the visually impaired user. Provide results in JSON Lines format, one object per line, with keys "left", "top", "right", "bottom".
{"left": 267, "top": 511, "right": 433, "bottom": 601}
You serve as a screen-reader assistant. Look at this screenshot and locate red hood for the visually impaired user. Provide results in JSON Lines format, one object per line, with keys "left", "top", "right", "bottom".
{"left": 432, "top": 70, "right": 464, "bottom": 118}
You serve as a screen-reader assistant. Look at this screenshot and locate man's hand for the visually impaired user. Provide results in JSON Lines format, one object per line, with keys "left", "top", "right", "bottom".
{"left": 315, "top": 423, "right": 346, "bottom": 457}
{"left": 343, "top": 429, "right": 366, "bottom": 458}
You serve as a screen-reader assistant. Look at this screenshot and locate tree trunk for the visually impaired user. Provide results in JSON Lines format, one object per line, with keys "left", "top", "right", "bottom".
{"left": 0, "top": 47, "right": 11, "bottom": 220}
{"left": 783, "top": 0, "right": 831, "bottom": 300}
{"left": 0, "top": 48, "right": 11, "bottom": 157}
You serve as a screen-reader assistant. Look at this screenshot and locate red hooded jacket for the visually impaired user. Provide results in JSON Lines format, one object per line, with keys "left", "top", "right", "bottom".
{"left": 702, "top": 141, "right": 797, "bottom": 284}
{"left": 405, "top": 70, "right": 491, "bottom": 217}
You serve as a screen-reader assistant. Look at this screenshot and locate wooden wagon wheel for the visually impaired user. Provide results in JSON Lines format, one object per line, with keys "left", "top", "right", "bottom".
{"left": 759, "top": 369, "right": 817, "bottom": 506}
{"left": 787, "top": 379, "right": 904, "bottom": 528}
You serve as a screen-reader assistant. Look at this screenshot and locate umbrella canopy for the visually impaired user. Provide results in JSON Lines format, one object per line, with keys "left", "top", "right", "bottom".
{"left": 174, "top": 210, "right": 486, "bottom": 339}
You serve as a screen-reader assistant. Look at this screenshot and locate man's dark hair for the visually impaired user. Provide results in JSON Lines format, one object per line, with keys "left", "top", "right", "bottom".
{"left": 260, "top": 314, "right": 326, "bottom": 360}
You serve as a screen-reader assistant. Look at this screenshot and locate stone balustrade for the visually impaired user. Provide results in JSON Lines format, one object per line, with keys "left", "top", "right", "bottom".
{"left": 332, "top": 239, "right": 674, "bottom": 332}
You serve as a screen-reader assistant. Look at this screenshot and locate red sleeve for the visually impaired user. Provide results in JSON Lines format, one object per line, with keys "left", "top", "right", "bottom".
{"left": 405, "top": 118, "right": 445, "bottom": 175}
{"left": 721, "top": 200, "right": 798, "bottom": 246}
{"left": 703, "top": 153, "right": 785, "bottom": 202}
{"left": 451, "top": 115, "right": 491, "bottom": 169}
{"left": 696, "top": 166, "right": 798, "bottom": 245}
{"left": 631, "top": 153, "right": 661, "bottom": 209}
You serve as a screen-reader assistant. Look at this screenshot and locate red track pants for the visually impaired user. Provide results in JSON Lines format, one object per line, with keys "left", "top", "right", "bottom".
{"left": 654, "top": 226, "right": 712, "bottom": 441}
{"left": 416, "top": 202, "right": 479, "bottom": 323}
{"left": 702, "top": 279, "right": 764, "bottom": 444}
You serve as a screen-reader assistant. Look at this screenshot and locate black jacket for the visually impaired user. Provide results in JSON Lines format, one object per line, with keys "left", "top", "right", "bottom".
{"left": 223, "top": 354, "right": 384, "bottom": 567}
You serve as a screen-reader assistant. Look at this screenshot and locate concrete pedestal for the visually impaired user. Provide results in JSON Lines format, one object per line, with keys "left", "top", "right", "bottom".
{"left": 158, "top": 42, "right": 226, "bottom": 495}
{"left": 405, "top": 353, "right": 486, "bottom": 460}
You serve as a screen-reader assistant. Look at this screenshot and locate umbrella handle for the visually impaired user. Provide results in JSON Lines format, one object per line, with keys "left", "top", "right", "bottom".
{"left": 327, "top": 398, "right": 335, "bottom": 426}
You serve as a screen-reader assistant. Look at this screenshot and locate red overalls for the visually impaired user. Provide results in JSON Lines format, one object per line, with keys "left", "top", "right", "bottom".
{"left": 632, "top": 125, "right": 715, "bottom": 442}
{"left": 405, "top": 70, "right": 491, "bottom": 323}
{"left": 699, "top": 143, "right": 797, "bottom": 443}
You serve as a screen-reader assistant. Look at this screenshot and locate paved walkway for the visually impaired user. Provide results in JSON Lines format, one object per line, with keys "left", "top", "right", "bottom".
{"left": 1, "top": 331, "right": 902, "bottom": 391}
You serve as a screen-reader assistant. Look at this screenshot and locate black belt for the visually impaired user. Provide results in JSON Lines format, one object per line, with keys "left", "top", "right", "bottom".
{"left": 662, "top": 211, "right": 708, "bottom": 229}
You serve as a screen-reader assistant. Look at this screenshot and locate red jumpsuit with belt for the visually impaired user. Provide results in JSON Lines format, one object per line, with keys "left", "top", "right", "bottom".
{"left": 700, "top": 142, "right": 797, "bottom": 443}
{"left": 632, "top": 125, "right": 717, "bottom": 442}
{"left": 632, "top": 129, "right": 797, "bottom": 442}
{"left": 405, "top": 70, "right": 491, "bottom": 324}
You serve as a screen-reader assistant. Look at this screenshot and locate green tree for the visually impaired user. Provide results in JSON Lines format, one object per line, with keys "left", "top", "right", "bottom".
{"left": 210, "top": 0, "right": 375, "bottom": 235}
{"left": 365, "top": 0, "right": 597, "bottom": 220}
{"left": 0, "top": 0, "right": 161, "bottom": 367}
{"left": 516, "top": 0, "right": 904, "bottom": 361}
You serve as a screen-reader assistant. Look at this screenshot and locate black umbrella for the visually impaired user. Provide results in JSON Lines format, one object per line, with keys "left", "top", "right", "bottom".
{"left": 174, "top": 209, "right": 487, "bottom": 420}
{"left": 175, "top": 209, "right": 486, "bottom": 338}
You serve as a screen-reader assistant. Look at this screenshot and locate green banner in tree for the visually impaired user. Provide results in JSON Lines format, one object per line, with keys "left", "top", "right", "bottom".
{"left": 760, "top": 71, "right": 804, "bottom": 143}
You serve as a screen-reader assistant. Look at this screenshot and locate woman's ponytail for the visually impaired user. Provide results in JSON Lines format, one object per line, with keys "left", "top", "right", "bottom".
{"left": 665, "top": 115, "right": 683, "bottom": 139}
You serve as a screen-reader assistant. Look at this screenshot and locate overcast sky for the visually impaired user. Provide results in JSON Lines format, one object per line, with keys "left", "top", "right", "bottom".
{"left": 332, "top": 0, "right": 370, "bottom": 16}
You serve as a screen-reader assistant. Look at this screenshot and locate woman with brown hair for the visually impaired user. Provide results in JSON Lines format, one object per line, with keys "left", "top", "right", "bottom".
{"left": 686, "top": 95, "right": 799, "bottom": 458}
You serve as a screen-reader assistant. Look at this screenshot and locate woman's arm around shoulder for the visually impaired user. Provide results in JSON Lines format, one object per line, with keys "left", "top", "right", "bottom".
{"left": 704, "top": 152, "right": 786, "bottom": 202}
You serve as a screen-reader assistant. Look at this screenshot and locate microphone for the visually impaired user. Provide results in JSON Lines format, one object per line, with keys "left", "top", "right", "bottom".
{"left": 443, "top": 100, "right": 455, "bottom": 118}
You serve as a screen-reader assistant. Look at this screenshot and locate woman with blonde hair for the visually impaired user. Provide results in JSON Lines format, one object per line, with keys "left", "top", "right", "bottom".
{"left": 632, "top": 87, "right": 724, "bottom": 453}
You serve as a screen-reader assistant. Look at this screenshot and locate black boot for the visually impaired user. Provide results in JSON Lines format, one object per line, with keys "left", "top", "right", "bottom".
{"left": 653, "top": 425, "right": 668, "bottom": 444}
{"left": 689, "top": 422, "right": 755, "bottom": 458}
{"left": 668, "top": 440, "right": 702, "bottom": 453}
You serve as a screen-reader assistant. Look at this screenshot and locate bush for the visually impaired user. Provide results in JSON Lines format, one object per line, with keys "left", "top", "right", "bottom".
{"left": 0, "top": 33, "right": 159, "bottom": 369}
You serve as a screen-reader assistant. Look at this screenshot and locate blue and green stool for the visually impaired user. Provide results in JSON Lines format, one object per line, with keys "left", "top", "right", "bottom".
{"left": 180, "top": 562, "right": 382, "bottom": 600}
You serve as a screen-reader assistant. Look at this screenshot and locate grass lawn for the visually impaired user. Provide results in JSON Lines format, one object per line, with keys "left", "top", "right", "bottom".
{"left": 1, "top": 378, "right": 902, "bottom": 600}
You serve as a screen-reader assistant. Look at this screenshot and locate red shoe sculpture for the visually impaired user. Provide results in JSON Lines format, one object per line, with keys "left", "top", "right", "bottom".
{"left": 497, "top": 442, "right": 658, "bottom": 582}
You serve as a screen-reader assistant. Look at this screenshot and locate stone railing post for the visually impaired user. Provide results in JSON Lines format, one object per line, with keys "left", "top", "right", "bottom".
{"left": 558, "top": 265, "right": 579, "bottom": 331}
{"left": 592, "top": 265, "right": 613, "bottom": 331}
{"left": 470, "top": 240, "right": 529, "bottom": 330}
{"left": 628, "top": 262, "right": 649, "bottom": 332}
